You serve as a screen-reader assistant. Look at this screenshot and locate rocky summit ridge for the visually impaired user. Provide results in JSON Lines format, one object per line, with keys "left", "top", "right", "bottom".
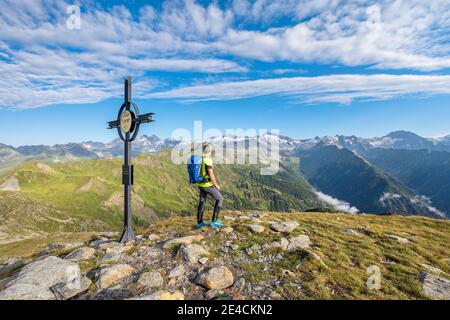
{"left": 0, "top": 211, "right": 448, "bottom": 300}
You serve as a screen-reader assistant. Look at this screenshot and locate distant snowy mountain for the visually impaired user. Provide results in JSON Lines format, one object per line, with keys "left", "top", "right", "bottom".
{"left": 3, "top": 130, "right": 450, "bottom": 162}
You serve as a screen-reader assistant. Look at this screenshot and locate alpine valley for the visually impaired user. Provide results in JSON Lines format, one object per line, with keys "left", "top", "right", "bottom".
{"left": 0, "top": 130, "right": 448, "bottom": 245}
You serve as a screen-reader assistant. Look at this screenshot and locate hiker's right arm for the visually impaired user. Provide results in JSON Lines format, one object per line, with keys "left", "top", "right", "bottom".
{"left": 207, "top": 168, "right": 220, "bottom": 191}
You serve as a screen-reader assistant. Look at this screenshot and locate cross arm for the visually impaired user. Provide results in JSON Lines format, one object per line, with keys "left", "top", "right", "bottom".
{"left": 134, "top": 113, "right": 154, "bottom": 124}
{"left": 107, "top": 120, "right": 120, "bottom": 129}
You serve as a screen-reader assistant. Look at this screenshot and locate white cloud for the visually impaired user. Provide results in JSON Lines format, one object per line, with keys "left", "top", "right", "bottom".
{"left": 314, "top": 190, "right": 359, "bottom": 214}
{"left": 379, "top": 192, "right": 401, "bottom": 203}
{"left": 0, "top": 0, "right": 450, "bottom": 108}
{"left": 148, "top": 74, "right": 450, "bottom": 104}
{"left": 410, "top": 195, "right": 446, "bottom": 217}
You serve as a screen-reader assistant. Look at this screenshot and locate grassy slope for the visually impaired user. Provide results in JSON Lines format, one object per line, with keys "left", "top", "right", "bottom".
{"left": 2, "top": 211, "right": 447, "bottom": 299}
{"left": 148, "top": 211, "right": 450, "bottom": 300}
{"left": 0, "top": 151, "right": 321, "bottom": 241}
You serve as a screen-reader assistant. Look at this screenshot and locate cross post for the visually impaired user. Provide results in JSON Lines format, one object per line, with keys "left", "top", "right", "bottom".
{"left": 107, "top": 76, "right": 154, "bottom": 243}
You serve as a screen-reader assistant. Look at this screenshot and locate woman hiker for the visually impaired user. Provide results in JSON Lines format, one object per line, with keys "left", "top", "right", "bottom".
{"left": 195, "top": 142, "right": 224, "bottom": 229}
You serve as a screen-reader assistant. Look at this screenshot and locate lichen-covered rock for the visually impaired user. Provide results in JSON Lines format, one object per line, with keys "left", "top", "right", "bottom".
{"left": 270, "top": 221, "right": 299, "bottom": 233}
{"left": 96, "top": 264, "right": 135, "bottom": 289}
{"left": 196, "top": 266, "right": 234, "bottom": 290}
{"left": 178, "top": 244, "right": 208, "bottom": 264}
{"left": 136, "top": 271, "right": 163, "bottom": 289}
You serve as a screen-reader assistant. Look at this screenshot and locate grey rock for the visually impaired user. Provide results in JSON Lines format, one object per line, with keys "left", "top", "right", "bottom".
{"left": 420, "top": 272, "right": 450, "bottom": 300}
{"left": 178, "top": 244, "right": 208, "bottom": 264}
{"left": 0, "top": 256, "right": 82, "bottom": 300}
{"left": 287, "top": 235, "right": 312, "bottom": 251}
{"left": 248, "top": 224, "right": 265, "bottom": 234}
{"left": 137, "top": 271, "right": 163, "bottom": 289}
{"left": 270, "top": 221, "right": 299, "bottom": 233}
{"left": 196, "top": 266, "right": 234, "bottom": 290}
{"left": 96, "top": 264, "right": 135, "bottom": 289}
{"left": 168, "top": 265, "right": 185, "bottom": 279}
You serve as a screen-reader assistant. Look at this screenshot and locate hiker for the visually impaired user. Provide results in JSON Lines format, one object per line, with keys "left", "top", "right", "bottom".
{"left": 193, "top": 142, "right": 224, "bottom": 229}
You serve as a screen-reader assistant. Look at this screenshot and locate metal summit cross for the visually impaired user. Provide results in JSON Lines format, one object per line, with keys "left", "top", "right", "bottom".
{"left": 107, "top": 76, "right": 154, "bottom": 243}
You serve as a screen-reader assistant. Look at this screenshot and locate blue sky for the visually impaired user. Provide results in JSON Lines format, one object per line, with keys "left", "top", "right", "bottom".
{"left": 0, "top": 0, "right": 450, "bottom": 146}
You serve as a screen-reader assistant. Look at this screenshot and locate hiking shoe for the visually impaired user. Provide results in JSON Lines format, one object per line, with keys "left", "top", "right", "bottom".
{"left": 210, "top": 220, "right": 224, "bottom": 228}
{"left": 195, "top": 222, "right": 208, "bottom": 229}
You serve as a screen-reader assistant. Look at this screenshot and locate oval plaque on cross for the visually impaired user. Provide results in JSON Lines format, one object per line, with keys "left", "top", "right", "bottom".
{"left": 120, "top": 110, "right": 132, "bottom": 133}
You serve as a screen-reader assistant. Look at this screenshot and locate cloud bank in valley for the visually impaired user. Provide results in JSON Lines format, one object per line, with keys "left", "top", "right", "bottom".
{"left": 314, "top": 191, "right": 359, "bottom": 214}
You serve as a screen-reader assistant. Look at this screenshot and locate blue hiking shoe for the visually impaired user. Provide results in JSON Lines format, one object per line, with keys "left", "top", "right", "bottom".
{"left": 210, "top": 220, "right": 224, "bottom": 228}
{"left": 195, "top": 222, "right": 208, "bottom": 229}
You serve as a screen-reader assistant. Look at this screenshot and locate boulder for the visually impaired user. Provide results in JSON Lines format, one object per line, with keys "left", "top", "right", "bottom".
{"left": 0, "top": 256, "right": 83, "bottom": 300}
{"left": 137, "top": 272, "right": 163, "bottom": 289}
{"left": 199, "top": 257, "right": 209, "bottom": 265}
{"left": 419, "top": 272, "right": 450, "bottom": 300}
{"left": 248, "top": 224, "right": 265, "bottom": 234}
{"left": 65, "top": 247, "right": 96, "bottom": 262}
{"left": 270, "top": 221, "right": 299, "bottom": 233}
{"left": 178, "top": 244, "right": 208, "bottom": 264}
{"left": 96, "top": 264, "right": 135, "bottom": 289}
{"left": 196, "top": 266, "right": 234, "bottom": 290}
{"left": 287, "top": 235, "right": 312, "bottom": 251}
{"left": 163, "top": 235, "right": 205, "bottom": 249}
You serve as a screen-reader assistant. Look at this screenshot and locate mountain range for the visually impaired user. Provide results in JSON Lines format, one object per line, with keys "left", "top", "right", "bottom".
{"left": 0, "top": 130, "right": 448, "bottom": 243}
{"left": 2, "top": 130, "right": 450, "bottom": 162}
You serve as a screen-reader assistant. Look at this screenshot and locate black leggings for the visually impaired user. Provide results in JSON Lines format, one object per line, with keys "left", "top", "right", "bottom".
{"left": 197, "top": 186, "right": 223, "bottom": 223}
